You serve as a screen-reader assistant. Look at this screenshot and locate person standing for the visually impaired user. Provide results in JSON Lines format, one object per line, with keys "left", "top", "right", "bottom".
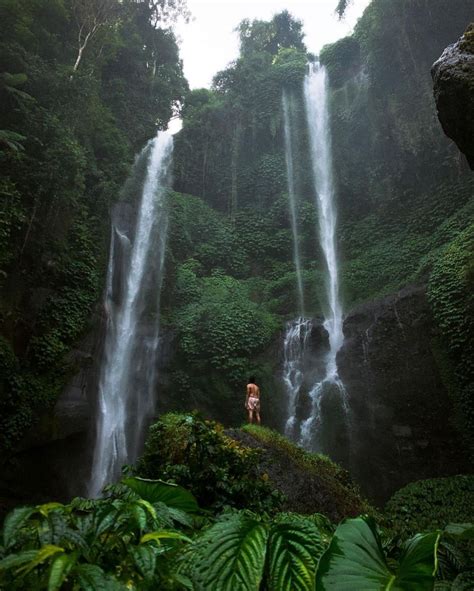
{"left": 245, "top": 376, "right": 261, "bottom": 425}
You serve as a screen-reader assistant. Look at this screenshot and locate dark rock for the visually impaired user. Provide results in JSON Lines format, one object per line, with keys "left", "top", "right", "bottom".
{"left": 337, "top": 284, "right": 470, "bottom": 505}
{"left": 432, "top": 24, "right": 474, "bottom": 169}
{"left": 226, "top": 428, "right": 369, "bottom": 522}
{"left": 0, "top": 326, "right": 101, "bottom": 503}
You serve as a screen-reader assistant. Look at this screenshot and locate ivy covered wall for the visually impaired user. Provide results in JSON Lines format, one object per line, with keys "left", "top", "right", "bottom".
{"left": 0, "top": 0, "right": 187, "bottom": 452}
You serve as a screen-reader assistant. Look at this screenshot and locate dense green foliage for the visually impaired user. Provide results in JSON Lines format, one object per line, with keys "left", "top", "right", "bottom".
{"left": 0, "top": 0, "right": 187, "bottom": 451}
{"left": 0, "top": 483, "right": 462, "bottom": 590}
{"left": 385, "top": 475, "right": 474, "bottom": 536}
{"left": 428, "top": 225, "right": 474, "bottom": 452}
{"left": 136, "top": 413, "right": 282, "bottom": 512}
{"left": 0, "top": 477, "right": 196, "bottom": 590}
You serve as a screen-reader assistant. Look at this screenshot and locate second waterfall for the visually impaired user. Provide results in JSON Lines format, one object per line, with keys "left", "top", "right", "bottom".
{"left": 282, "top": 62, "right": 347, "bottom": 451}
{"left": 89, "top": 132, "right": 173, "bottom": 497}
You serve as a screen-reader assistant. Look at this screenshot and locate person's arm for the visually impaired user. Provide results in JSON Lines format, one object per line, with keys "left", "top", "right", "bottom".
{"left": 245, "top": 384, "right": 250, "bottom": 407}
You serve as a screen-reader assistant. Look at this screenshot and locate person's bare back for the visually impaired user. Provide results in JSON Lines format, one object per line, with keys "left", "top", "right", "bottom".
{"left": 245, "top": 376, "right": 261, "bottom": 424}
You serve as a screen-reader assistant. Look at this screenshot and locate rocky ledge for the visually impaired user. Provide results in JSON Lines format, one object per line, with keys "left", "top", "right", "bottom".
{"left": 432, "top": 23, "right": 474, "bottom": 169}
{"left": 337, "top": 284, "right": 470, "bottom": 504}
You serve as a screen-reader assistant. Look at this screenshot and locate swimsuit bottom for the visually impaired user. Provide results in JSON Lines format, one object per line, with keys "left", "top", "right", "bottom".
{"left": 247, "top": 396, "right": 260, "bottom": 411}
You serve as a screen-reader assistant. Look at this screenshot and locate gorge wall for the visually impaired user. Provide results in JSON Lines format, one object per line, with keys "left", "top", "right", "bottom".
{"left": 1, "top": 0, "right": 473, "bottom": 506}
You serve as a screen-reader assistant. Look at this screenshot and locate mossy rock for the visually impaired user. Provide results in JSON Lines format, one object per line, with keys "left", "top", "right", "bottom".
{"left": 227, "top": 425, "right": 374, "bottom": 523}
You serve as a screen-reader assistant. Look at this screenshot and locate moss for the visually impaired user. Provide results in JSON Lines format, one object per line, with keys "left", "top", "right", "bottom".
{"left": 459, "top": 23, "right": 474, "bottom": 54}
{"left": 385, "top": 475, "right": 474, "bottom": 536}
{"left": 428, "top": 224, "right": 474, "bottom": 452}
{"left": 239, "top": 425, "right": 375, "bottom": 521}
{"left": 319, "top": 36, "right": 361, "bottom": 88}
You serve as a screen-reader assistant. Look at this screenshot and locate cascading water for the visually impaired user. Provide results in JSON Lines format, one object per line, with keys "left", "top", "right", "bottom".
{"left": 89, "top": 132, "right": 173, "bottom": 497}
{"left": 299, "top": 61, "right": 346, "bottom": 449}
{"left": 281, "top": 90, "right": 311, "bottom": 440}
{"left": 282, "top": 317, "right": 312, "bottom": 439}
{"left": 282, "top": 90, "right": 305, "bottom": 315}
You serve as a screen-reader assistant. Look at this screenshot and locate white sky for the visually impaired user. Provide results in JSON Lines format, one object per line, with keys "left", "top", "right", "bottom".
{"left": 175, "top": 0, "right": 372, "bottom": 89}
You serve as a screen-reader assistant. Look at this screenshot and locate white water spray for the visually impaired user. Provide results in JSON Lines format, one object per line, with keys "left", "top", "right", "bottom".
{"left": 282, "top": 317, "right": 312, "bottom": 439}
{"left": 89, "top": 132, "right": 172, "bottom": 497}
{"left": 299, "top": 62, "right": 346, "bottom": 448}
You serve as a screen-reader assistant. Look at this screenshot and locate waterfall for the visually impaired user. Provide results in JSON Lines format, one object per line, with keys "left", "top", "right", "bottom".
{"left": 89, "top": 132, "right": 173, "bottom": 497}
{"left": 299, "top": 62, "right": 346, "bottom": 449}
{"left": 282, "top": 91, "right": 305, "bottom": 314}
{"left": 282, "top": 91, "right": 310, "bottom": 439}
{"left": 282, "top": 317, "right": 312, "bottom": 439}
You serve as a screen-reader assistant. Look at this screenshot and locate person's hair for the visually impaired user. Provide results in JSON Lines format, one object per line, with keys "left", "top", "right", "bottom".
{"left": 248, "top": 376, "right": 256, "bottom": 384}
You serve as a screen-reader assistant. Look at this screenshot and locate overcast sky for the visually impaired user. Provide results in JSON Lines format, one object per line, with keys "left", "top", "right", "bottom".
{"left": 175, "top": 0, "right": 372, "bottom": 89}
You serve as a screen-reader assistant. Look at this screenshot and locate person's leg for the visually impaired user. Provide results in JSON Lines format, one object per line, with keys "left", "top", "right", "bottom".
{"left": 255, "top": 411, "right": 261, "bottom": 425}
{"left": 248, "top": 409, "right": 253, "bottom": 424}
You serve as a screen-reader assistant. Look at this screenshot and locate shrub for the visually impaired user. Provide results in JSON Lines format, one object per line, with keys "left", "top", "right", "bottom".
{"left": 385, "top": 475, "right": 474, "bottom": 536}
{"left": 136, "top": 413, "right": 283, "bottom": 513}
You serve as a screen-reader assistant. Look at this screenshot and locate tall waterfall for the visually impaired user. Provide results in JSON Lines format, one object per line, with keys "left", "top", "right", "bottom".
{"left": 89, "top": 132, "right": 173, "bottom": 497}
{"left": 299, "top": 62, "right": 346, "bottom": 449}
{"left": 281, "top": 90, "right": 311, "bottom": 439}
{"left": 282, "top": 91, "right": 305, "bottom": 314}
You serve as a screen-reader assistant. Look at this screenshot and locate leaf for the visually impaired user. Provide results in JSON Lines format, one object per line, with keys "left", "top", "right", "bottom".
{"left": 48, "top": 554, "right": 75, "bottom": 591}
{"left": 444, "top": 523, "right": 474, "bottom": 540}
{"left": 2, "top": 507, "right": 35, "bottom": 547}
{"left": 17, "top": 545, "right": 65, "bottom": 575}
{"left": 315, "top": 516, "right": 440, "bottom": 591}
{"left": 192, "top": 514, "right": 268, "bottom": 591}
{"left": 75, "top": 564, "right": 110, "bottom": 591}
{"left": 37, "top": 503, "right": 64, "bottom": 517}
{"left": 140, "top": 530, "right": 192, "bottom": 544}
{"left": 130, "top": 545, "right": 157, "bottom": 579}
{"left": 452, "top": 571, "right": 474, "bottom": 591}
{"left": 122, "top": 477, "right": 199, "bottom": 513}
{"left": 0, "top": 550, "right": 37, "bottom": 570}
{"left": 266, "top": 516, "right": 324, "bottom": 591}
{"left": 167, "top": 506, "right": 194, "bottom": 528}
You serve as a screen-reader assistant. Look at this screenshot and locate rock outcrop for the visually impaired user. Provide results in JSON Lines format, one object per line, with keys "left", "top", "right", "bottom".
{"left": 227, "top": 427, "right": 371, "bottom": 522}
{"left": 432, "top": 24, "right": 474, "bottom": 169}
{"left": 337, "top": 284, "right": 470, "bottom": 504}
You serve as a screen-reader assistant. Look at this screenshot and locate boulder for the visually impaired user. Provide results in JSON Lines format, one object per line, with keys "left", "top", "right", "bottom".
{"left": 432, "top": 24, "right": 474, "bottom": 169}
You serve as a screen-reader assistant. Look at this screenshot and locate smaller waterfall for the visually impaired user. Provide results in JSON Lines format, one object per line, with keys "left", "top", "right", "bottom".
{"left": 282, "top": 91, "right": 305, "bottom": 314}
{"left": 89, "top": 132, "right": 172, "bottom": 497}
{"left": 282, "top": 318, "right": 312, "bottom": 439}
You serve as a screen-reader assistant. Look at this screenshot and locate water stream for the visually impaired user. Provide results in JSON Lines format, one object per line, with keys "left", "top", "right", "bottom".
{"left": 299, "top": 62, "right": 346, "bottom": 449}
{"left": 89, "top": 132, "right": 173, "bottom": 497}
{"left": 282, "top": 90, "right": 305, "bottom": 315}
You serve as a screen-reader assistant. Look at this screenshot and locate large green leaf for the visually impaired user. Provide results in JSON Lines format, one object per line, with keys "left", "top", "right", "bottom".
{"left": 191, "top": 514, "right": 269, "bottom": 591}
{"left": 48, "top": 554, "right": 75, "bottom": 591}
{"left": 17, "top": 545, "right": 64, "bottom": 575}
{"left": 316, "top": 516, "right": 440, "bottom": 591}
{"left": 123, "top": 477, "right": 199, "bottom": 513}
{"left": 0, "top": 550, "right": 37, "bottom": 570}
{"left": 2, "top": 507, "right": 34, "bottom": 547}
{"left": 130, "top": 545, "right": 157, "bottom": 579}
{"left": 266, "top": 515, "right": 325, "bottom": 591}
{"left": 74, "top": 564, "right": 110, "bottom": 591}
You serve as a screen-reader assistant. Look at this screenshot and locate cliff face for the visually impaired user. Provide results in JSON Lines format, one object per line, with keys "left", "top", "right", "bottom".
{"left": 336, "top": 284, "right": 469, "bottom": 504}
{"left": 432, "top": 24, "right": 474, "bottom": 169}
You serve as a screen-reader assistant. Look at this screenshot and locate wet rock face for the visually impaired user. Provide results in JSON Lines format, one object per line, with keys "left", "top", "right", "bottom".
{"left": 432, "top": 24, "right": 474, "bottom": 169}
{"left": 337, "top": 285, "right": 469, "bottom": 505}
